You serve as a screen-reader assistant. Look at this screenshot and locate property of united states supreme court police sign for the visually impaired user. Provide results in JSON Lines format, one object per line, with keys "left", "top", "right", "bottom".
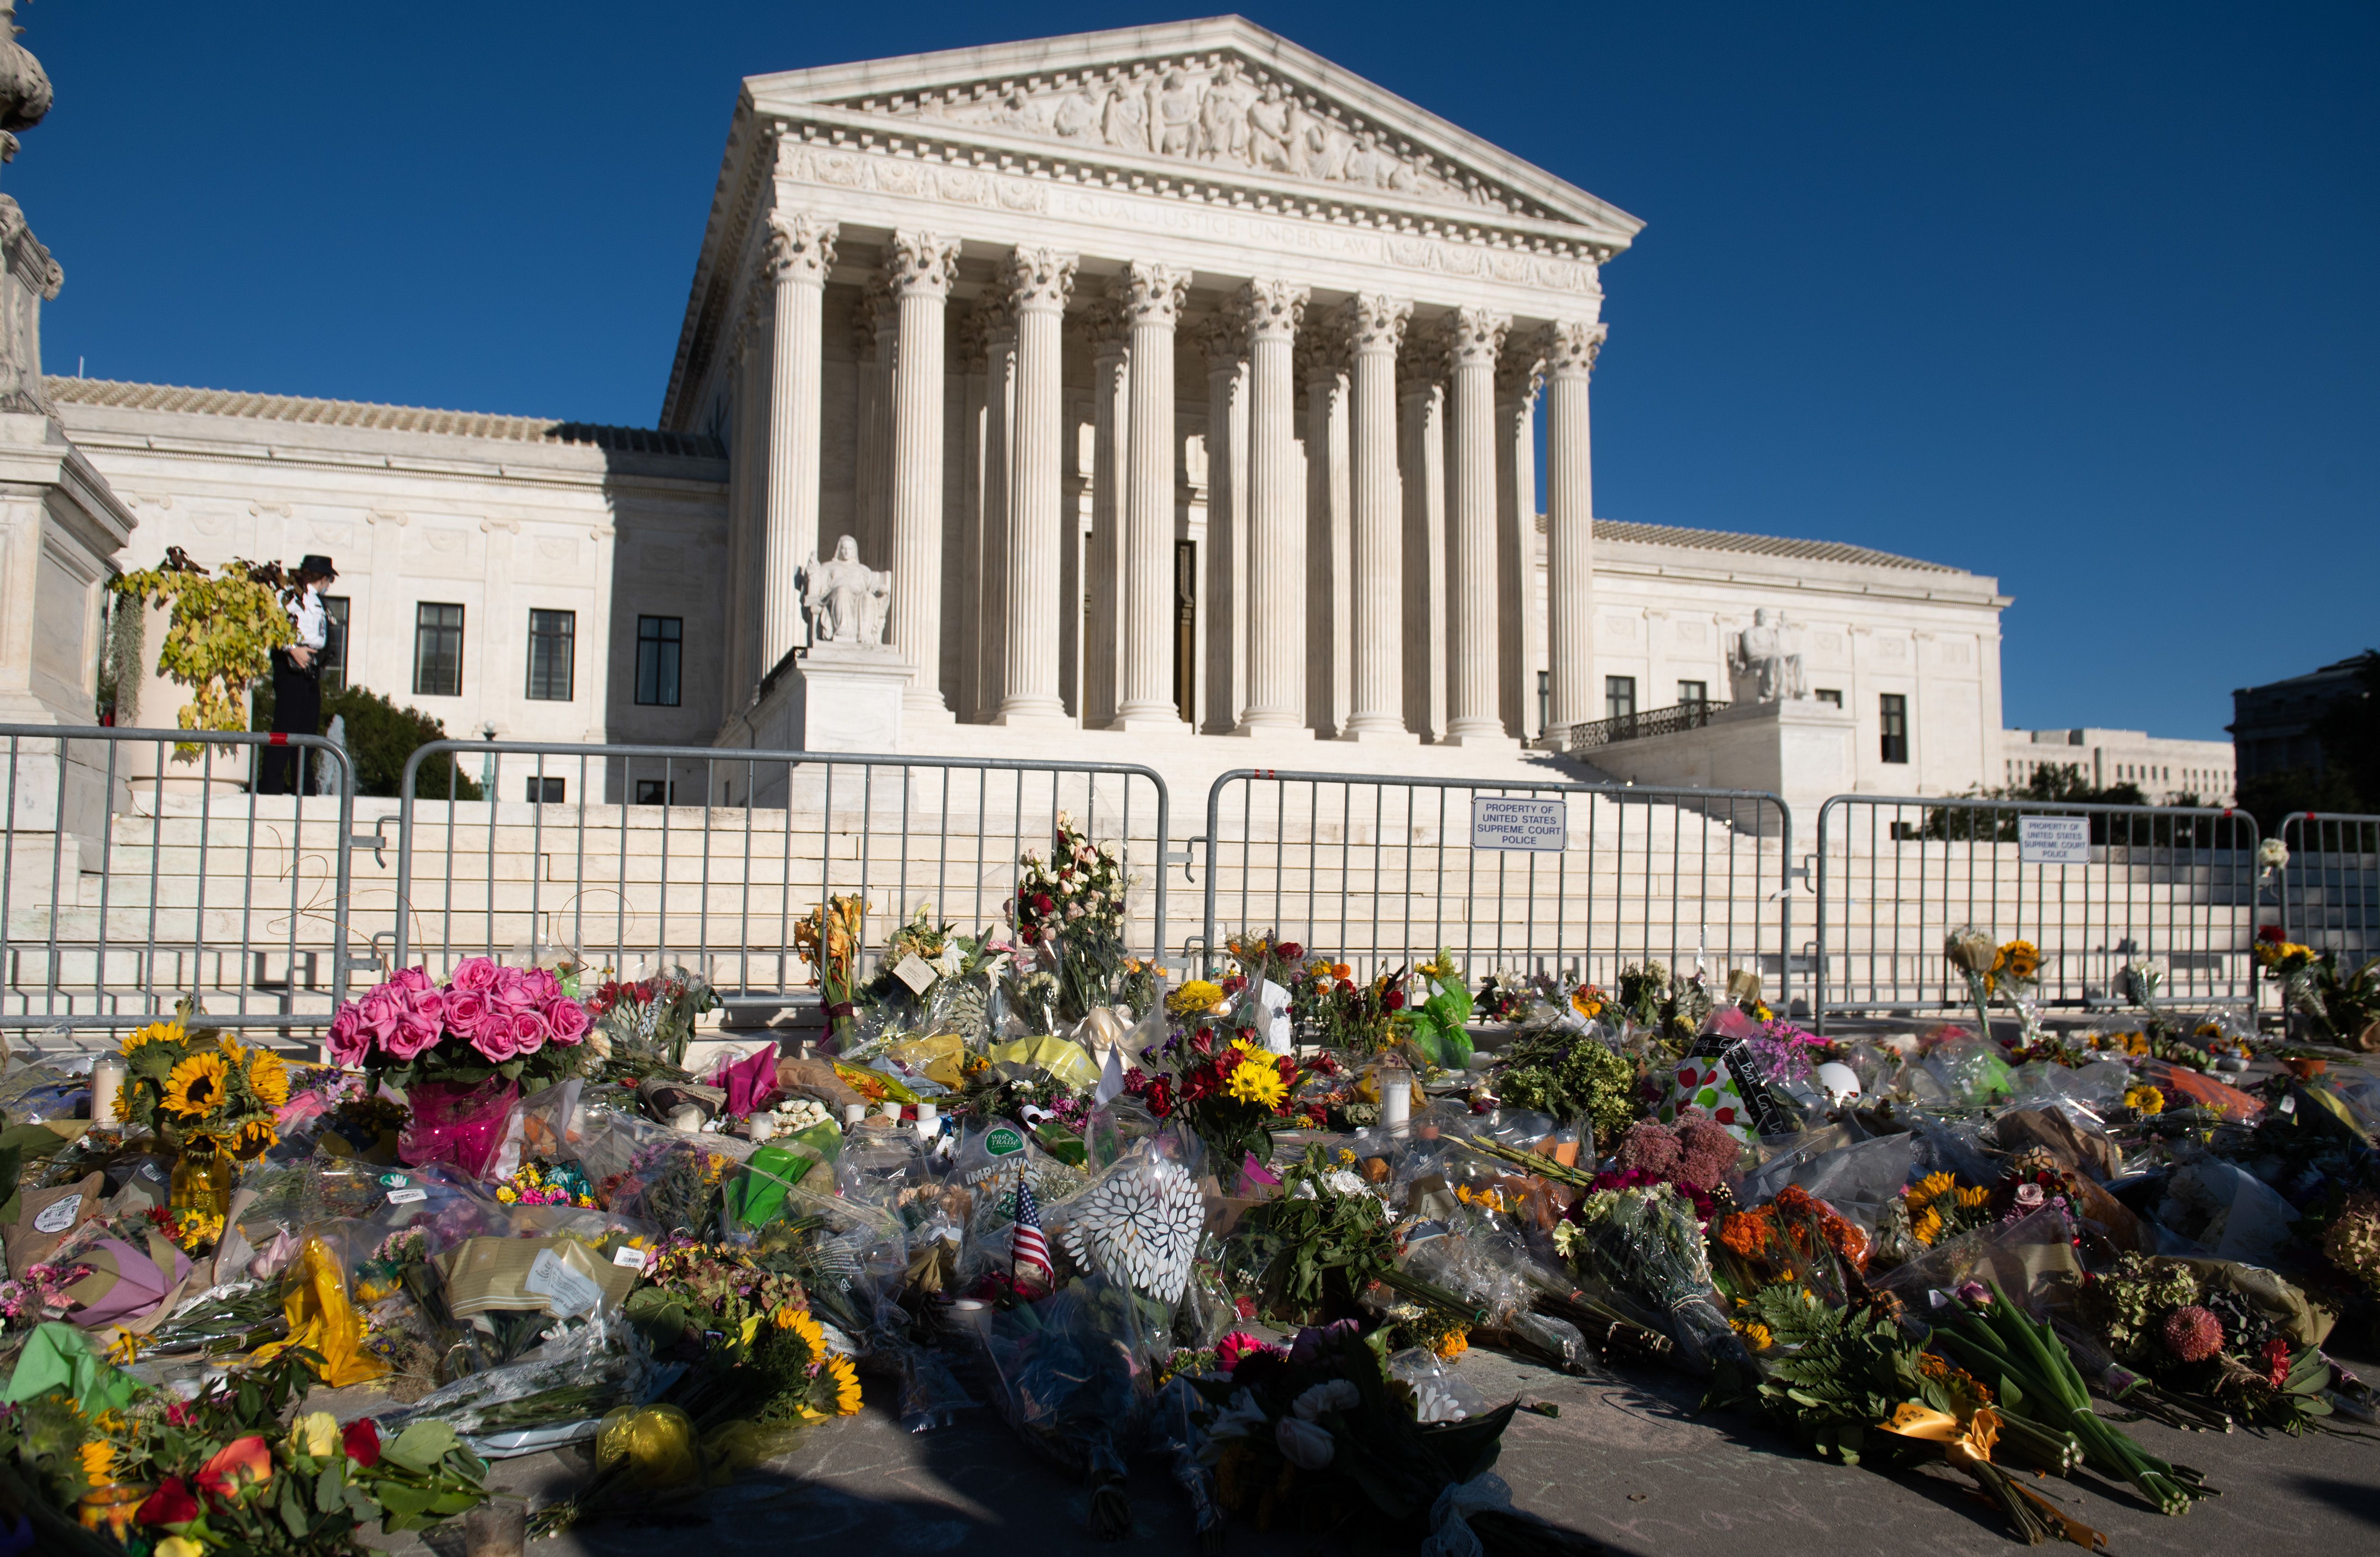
{"left": 1471, "top": 797, "right": 1568, "bottom": 853}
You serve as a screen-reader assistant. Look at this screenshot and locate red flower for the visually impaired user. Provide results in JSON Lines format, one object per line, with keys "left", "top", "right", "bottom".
{"left": 1032, "top": 893, "right": 1055, "bottom": 916}
{"left": 1221, "top": 975, "right": 1248, "bottom": 995}
{"left": 1143, "top": 1077, "right": 1175, "bottom": 1117}
{"left": 197, "top": 1436, "right": 273, "bottom": 1500}
{"left": 164, "top": 1398, "right": 197, "bottom": 1428}
{"left": 2257, "top": 923, "right": 2284, "bottom": 943}
{"left": 2259, "top": 1337, "right": 2292, "bottom": 1390}
{"left": 342, "top": 1417, "right": 382, "bottom": 1468}
{"left": 1336, "top": 979, "right": 1356, "bottom": 995}
{"left": 138, "top": 1477, "right": 200, "bottom": 1526}
{"left": 1277, "top": 942, "right": 1303, "bottom": 960}
{"left": 1383, "top": 989, "right": 1405, "bottom": 1011}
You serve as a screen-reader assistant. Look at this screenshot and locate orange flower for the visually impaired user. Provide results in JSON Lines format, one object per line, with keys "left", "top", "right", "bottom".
{"left": 196, "top": 1435, "right": 272, "bottom": 1499}
{"left": 1331, "top": 962, "right": 1354, "bottom": 980}
{"left": 1716, "top": 1209, "right": 1769, "bottom": 1258}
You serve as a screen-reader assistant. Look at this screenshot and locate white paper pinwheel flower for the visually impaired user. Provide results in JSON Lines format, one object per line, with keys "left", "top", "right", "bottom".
{"left": 1059, "top": 1157, "right": 1204, "bottom": 1303}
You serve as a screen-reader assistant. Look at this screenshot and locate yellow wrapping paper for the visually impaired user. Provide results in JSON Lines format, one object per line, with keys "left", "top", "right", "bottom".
{"left": 885, "top": 1031, "right": 967, "bottom": 1089}
{"left": 984, "top": 1033, "right": 1100, "bottom": 1089}
{"left": 595, "top": 1404, "right": 704, "bottom": 1493}
{"left": 250, "top": 1236, "right": 387, "bottom": 1388}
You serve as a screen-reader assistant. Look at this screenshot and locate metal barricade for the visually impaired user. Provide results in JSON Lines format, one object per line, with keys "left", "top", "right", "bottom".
{"left": 1196, "top": 769, "right": 1794, "bottom": 1003}
{"left": 386, "top": 742, "right": 1169, "bottom": 1008}
{"left": 1812, "top": 794, "right": 2259, "bottom": 1032}
{"left": 2279, "top": 812, "right": 2380, "bottom": 965}
{"left": 0, "top": 725, "right": 360, "bottom": 1030}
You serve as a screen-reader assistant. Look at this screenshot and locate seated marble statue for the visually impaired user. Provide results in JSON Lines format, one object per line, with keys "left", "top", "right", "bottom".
{"left": 1727, "top": 607, "right": 1809, "bottom": 704}
{"left": 801, "top": 535, "right": 891, "bottom": 646}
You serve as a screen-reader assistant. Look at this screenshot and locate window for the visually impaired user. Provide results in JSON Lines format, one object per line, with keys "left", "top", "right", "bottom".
{"left": 319, "top": 595, "right": 350, "bottom": 696}
{"left": 1604, "top": 676, "right": 1637, "bottom": 721}
{"left": 413, "top": 603, "right": 464, "bottom": 697}
{"left": 1537, "top": 671, "right": 1550, "bottom": 733}
{"left": 636, "top": 616, "right": 682, "bottom": 707}
{"left": 633, "top": 779, "right": 677, "bottom": 806}
{"left": 1880, "top": 693, "right": 1909, "bottom": 764}
{"left": 1814, "top": 688, "right": 1843, "bottom": 707}
{"left": 1677, "top": 679, "right": 1708, "bottom": 708}
{"left": 522, "top": 776, "right": 565, "bottom": 803}
{"left": 526, "top": 609, "right": 575, "bottom": 701}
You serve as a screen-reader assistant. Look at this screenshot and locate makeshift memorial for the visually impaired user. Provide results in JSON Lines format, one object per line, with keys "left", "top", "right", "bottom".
{"left": 1124, "top": 1003, "right": 1326, "bottom": 1175}
{"left": 1617, "top": 960, "right": 1711, "bottom": 1046}
{"left": 1553, "top": 1179, "right": 1746, "bottom": 1375}
{"left": 1227, "top": 1145, "right": 1483, "bottom": 1332}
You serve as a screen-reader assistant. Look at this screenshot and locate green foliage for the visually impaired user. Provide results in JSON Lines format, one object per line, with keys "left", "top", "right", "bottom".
{"left": 109, "top": 553, "right": 293, "bottom": 753}
{"left": 254, "top": 681, "right": 481, "bottom": 799}
{"left": 1397, "top": 954, "right": 1474, "bottom": 1069}
{"left": 1718, "top": 1285, "right": 1932, "bottom": 1465}
{"left": 1492, "top": 1030, "right": 1640, "bottom": 1148}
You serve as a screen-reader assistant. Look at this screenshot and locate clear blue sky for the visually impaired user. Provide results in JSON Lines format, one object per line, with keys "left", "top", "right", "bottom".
{"left": 10, "top": 3, "right": 2374, "bottom": 742}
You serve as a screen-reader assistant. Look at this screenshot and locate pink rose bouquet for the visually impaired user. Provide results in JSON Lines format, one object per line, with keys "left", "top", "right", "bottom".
{"left": 328, "top": 956, "right": 590, "bottom": 1092}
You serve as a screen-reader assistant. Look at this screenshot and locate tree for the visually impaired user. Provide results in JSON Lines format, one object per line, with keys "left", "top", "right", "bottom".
{"left": 252, "top": 681, "right": 481, "bottom": 799}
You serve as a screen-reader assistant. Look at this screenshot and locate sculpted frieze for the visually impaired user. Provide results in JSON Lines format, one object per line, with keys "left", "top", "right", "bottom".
{"left": 831, "top": 56, "right": 1523, "bottom": 215}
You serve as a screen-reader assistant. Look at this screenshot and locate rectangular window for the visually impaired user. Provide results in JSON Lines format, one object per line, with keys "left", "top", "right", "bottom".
{"left": 1880, "top": 693, "right": 1909, "bottom": 764}
{"left": 633, "top": 778, "right": 677, "bottom": 807}
{"left": 525, "top": 609, "right": 575, "bottom": 701}
{"left": 636, "top": 616, "right": 682, "bottom": 707}
{"left": 1676, "top": 679, "right": 1708, "bottom": 708}
{"left": 413, "top": 603, "right": 464, "bottom": 697}
{"left": 522, "top": 776, "right": 565, "bottom": 804}
{"left": 1815, "top": 687, "right": 1843, "bottom": 707}
{"left": 1605, "top": 676, "right": 1637, "bottom": 721}
{"left": 319, "top": 595, "right": 350, "bottom": 697}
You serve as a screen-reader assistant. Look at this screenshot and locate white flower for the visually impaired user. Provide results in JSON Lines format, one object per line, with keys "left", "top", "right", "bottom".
{"left": 2260, "top": 839, "right": 2290, "bottom": 871}
{"left": 1291, "top": 1380, "right": 1361, "bottom": 1420}
{"left": 1207, "top": 1387, "right": 1269, "bottom": 1440}
{"left": 1325, "top": 1169, "right": 1367, "bottom": 1196}
{"left": 1275, "top": 1416, "right": 1336, "bottom": 1468}
{"left": 935, "top": 945, "right": 964, "bottom": 978}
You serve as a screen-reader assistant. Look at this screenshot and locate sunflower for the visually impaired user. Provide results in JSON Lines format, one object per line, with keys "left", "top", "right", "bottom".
{"left": 162, "top": 1052, "right": 230, "bottom": 1118}
{"left": 1910, "top": 1205, "right": 1944, "bottom": 1245}
{"left": 121, "top": 1019, "right": 184, "bottom": 1057}
{"left": 775, "top": 1305, "right": 827, "bottom": 1362}
{"left": 232, "top": 1117, "right": 278, "bottom": 1156}
{"left": 1730, "top": 1317, "right": 1774, "bottom": 1352}
{"left": 2124, "top": 1084, "right": 2165, "bottom": 1116}
{"left": 1954, "top": 1185, "right": 1990, "bottom": 1210}
{"left": 1912, "top": 1171, "right": 1956, "bottom": 1204}
{"left": 1225, "top": 1058, "right": 1287, "bottom": 1109}
{"left": 77, "top": 1439, "right": 118, "bottom": 1483}
{"left": 823, "top": 1352, "right": 863, "bottom": 1415}
{"left": 244, "top": 1047, "right": 291, "bottom": 1109}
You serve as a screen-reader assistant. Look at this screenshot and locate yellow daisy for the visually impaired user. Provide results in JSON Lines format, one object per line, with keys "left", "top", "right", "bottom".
{"left": 162, "top": 1051, "right": 229, "bottom": 1117}
{"left": 825, "top": 1352, "right": 863, "bottom": 1415}
{"left": 1225, "top": 1058, "right": 1286, "bottom": 1109}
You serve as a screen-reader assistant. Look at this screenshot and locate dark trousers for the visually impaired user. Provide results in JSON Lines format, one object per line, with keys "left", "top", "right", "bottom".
{"left": 258, "top": 653, "right": 321, "bottom": 795}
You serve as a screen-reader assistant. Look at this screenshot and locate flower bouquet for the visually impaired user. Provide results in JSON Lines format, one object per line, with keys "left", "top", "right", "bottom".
{"left": 584, "top": 963, "right": 720, "bottom": 1079}
{"left": 1123, "top": 1025, "right": 1318, "bottom": 1181}
{"left": 116, "top": 1021, "right": 291, "bottom": 1212}
{"left": 1552, "top": 1180, "right": 1747, "bottom": 1377}
{"left": 328, "top": 959, "right": 594, "bottom": 1176}
{"left": 1010, "top": 812, "right": 1134, "bottom": 1026}
{"left": 793, "top": 894, "right": 868, "bottom": 1040}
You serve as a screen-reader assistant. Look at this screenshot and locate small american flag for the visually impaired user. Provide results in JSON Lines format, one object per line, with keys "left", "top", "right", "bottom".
{"left": 1012, "top": 1179, "right": 1053, "bottom": 1287}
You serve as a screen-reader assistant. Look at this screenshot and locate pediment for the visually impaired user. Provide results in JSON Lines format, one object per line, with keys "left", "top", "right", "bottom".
{"left": 744, "top": 16, "right": 1644, "bottom": 250}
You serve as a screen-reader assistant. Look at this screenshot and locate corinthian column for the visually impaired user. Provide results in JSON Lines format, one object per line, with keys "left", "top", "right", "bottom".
{"left": 1539, "top": 322, "right": 1606, "bottom": 741}
{"left": 1081, "top": 302, "right": 1129, "bottom": 728}
{"left": 1195, "top": 314, "right": 1249, "bottom": 733}
{"left": 1445, "top": 307, "right": 1512, "bottom": 746}
{"left": 1341, "top": 294, "right": 1413, "bottom": 740}
{"left": 1495, "top": 343, "right": 1544, "bottom": 740}
{"left": 887, "top": 231, "right": 961, "bottom": 722}
{"left": 760, "top": 211, "right": 835, "bottom": 674}
{"left": 1231, "top": 279, "right": 1311, "bottom": 736}
{"left": 995, "top": 246, "right": 1077, "bottom": 726}
{"left": 1398, "top": 335, "right": 1449, "bottom": 741}
{"left": 1111, "top": 262, "right": 1190, "bottom": 730}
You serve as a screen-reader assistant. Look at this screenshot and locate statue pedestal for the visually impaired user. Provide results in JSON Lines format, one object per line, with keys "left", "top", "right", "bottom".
{"left": 1589, "top": 697, "right": 1857, "bottom": 840}
{"left": 744, "top": 642, "right": 911, "bottom": 757}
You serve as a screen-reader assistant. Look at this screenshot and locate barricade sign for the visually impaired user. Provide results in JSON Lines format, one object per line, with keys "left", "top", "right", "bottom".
{"left": 1471, "top": 797, "right": 1567, "bottom": 853}
{"left": 2018, "top": 815, "right": 2090, "bottom": 865}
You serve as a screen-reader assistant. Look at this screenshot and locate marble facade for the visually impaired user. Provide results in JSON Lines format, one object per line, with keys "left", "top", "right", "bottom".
{"left": 679, "top": 18, "right": 1634, "bottom": 750}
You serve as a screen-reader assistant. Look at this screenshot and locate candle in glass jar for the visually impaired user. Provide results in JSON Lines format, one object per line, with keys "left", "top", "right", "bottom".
{"left": 91, "top": 1055, "right": 128, "bottom": 1127}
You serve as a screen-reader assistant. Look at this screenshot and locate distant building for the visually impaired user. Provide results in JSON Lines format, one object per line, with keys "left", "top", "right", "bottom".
{"left": 2230, "top": 652, "right": 2378, "bottom": 783}
{"left": 2000, "top": 727, "right": 2235, "bottom": 806}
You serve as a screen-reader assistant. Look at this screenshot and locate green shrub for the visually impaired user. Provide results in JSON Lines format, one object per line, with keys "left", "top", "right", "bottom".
{"left": 253, "top": 681, "right": 481, "bottom": 799}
